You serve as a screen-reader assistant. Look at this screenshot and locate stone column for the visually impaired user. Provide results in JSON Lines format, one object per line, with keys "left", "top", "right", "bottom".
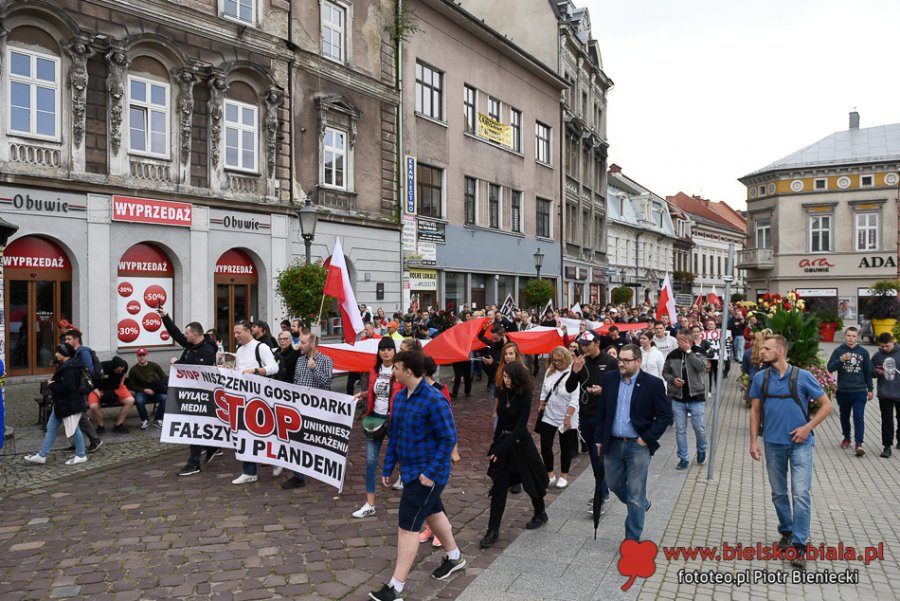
{"left": 66, "top": 35, "right": 94, "bottom": 173}
{"left": 174, "top": 66, "right": 198, "bottom": 185}
{"left": 207, "top": 72, "right": 228, "bottom": 195}
{"left": 105, "top": 44, "right": 130, "bottom": 178}
{"left": 264, "top": 89, "right": 284, "bottom": 200}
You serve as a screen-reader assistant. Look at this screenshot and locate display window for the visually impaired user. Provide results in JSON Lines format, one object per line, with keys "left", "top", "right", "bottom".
{"left": 116, "top": 243, "right": 175, "bottom": 348}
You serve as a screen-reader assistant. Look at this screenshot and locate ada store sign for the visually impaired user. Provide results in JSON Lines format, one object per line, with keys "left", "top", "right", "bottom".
{"left": 161, "top": 365, "right": 357, "bottom": 491}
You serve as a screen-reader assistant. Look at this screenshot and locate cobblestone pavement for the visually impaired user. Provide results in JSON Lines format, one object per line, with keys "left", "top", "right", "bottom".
{"left": 0, "top": 373, "right": 589, "bottom": 601}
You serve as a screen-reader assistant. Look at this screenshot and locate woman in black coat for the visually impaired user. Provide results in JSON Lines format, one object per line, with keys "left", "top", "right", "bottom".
{"left": 25, "top": 344, "right": 88, "bottom": 465}
{"left": 481, "top": 361, "right": 549, "bottom": 548}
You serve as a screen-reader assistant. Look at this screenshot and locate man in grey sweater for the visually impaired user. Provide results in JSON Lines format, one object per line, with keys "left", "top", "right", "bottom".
{"left": 662, "top": 331, "right": 710, "bottom": 470}
{"left": 873, "top": 332, "right": 900, "bottom": 458}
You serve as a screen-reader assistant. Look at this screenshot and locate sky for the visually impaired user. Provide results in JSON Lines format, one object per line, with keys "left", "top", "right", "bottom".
{"left": 585, "top": 0, "right": 900, "bottom": 209}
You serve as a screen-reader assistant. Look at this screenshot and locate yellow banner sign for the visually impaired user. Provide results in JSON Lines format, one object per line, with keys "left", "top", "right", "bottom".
{"left": 408, "top": 268, "right": 438, "bottom": 290}
{"left": 477, "top": 113, "right": 512, "bottom": 148}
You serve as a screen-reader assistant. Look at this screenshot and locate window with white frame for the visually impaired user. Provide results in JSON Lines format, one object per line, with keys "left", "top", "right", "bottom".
{"left": 463, "top": 85, "right": 476, "bottom": 133}
{"left": 536, "top": 197, "right": 551, "bottom": 238}
{"left": 416, "top": 163, "right": 443, "bottom": 219}
{"left": 535, "top": 121, "right": 551, "bottom": 164}
{"left": 755, "top": 218, "right": 771, "bottom": 249}
{"left": 510, "top": 190, "right": 521, "bottom": 233}
{"left": 322, "top": 127, "right": 346, "bottom": 189}
{"left": 223, "top": 0, "right": 254, "bottom": 23}
{"left": 487, "top": 97, "right": 500, "bottom": 121}
{"left": 224, "top": 100, "right": 258, "bottom": 172}
{"left": 128, "top": 75, "right": 169, "bottom": 157}
{"left": 322, "top": 1, "right": 346, "bottom": 63}
{"left": 809, "top": 214, "right": 831, "bottom": 252}
{"left": 415, "top": 61, "right": 443, "bottom": 120}
{"left": 8, "top": 48, "right": 59, "bottom": 139}
{"left": 814, "top": 178, "right": 827, "bottom": 190}
{"left": 855, "top": 212, "right": 878, "bottom": 251}
{"left": 510, "top": 108, "right": 521, "bottom": 153}
{"left": 489, "top": 184, "right": 500, "bottom": 229}
{"left": 464, "top": 176, "right": 476, "bottom": 225}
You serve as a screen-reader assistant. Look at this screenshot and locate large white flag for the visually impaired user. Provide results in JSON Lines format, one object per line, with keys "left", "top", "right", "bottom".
{"left": 323, "top": 238, "right": 365, "bottom": 345}
{"left": 656, "top": 273, "right": 677, "bottom": 323}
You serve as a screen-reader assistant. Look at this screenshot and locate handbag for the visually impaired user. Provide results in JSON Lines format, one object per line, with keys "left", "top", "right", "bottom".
{"left": 534, "top": 372, "right": 568, "bottom": 433}
{"left": 362, "top": 415, "right": 389, "bottom": 440}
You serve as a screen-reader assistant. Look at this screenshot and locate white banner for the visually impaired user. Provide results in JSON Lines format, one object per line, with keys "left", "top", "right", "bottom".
{"left": 160, "top": 365, "right": 357, "bottom": 491}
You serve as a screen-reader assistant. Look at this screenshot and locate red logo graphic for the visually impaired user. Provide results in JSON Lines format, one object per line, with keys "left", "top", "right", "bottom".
{"left": 117, "top": 319, "right": 140, "bottom": 344}
{"left": 618, "top": 539, "right": 658, "bottom": 591}
{"left": 143, "top": 285, "right": 167, "bottom": 308}
{"left": 118, "top": 282, "right": 133, "bottom": 297}
{"left": 160, "top": 330, "right": 171, "bottom": 341}
{"left": 142, "top": 312, "right": 162, "bottom": 332}
{"left": 126, "top": 300, "right": 141, "bottom": 315}
{"left": 799, "top": 258, "right": 834, "bottom": 268}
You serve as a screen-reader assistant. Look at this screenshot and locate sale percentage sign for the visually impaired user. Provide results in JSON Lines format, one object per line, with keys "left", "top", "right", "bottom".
{"left": 617, "top": 539, "right": 658, "bottom": 591}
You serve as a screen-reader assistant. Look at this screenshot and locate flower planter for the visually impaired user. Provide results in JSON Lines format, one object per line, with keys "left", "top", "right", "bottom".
{"left": 872, "top": 318, "right": 898, "bottom": 338}
{"left": 818, "top": 322, "right": 837, "bottom": 342}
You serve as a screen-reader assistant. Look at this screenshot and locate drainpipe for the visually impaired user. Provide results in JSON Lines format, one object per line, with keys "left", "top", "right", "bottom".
{"left": 396, "top": 0, "right": 405, "bottom": 313}
{"left": 635, "top": 229, "right": 644, "bottom": 303}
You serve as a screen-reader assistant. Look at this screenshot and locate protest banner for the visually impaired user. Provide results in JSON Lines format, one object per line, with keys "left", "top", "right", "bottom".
{"left": 161, "top": 365, "right": 357, "bottom": 491}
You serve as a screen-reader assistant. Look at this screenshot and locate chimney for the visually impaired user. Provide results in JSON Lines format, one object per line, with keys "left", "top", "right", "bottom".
{"left": 608, "top": 163, "right": 622, "bottom": 174}
{"left": 849, "top": 111, "right": 860, "bottom": 129}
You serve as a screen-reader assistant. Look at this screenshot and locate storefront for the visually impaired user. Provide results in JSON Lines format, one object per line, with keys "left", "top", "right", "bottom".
{"left": 214, "top": 249, "right": 259, "bottom": 352}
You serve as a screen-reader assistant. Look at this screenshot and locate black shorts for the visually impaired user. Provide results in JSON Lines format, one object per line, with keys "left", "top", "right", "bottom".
{"left": 398, "top": 479, "right": 446, "bottom": 532}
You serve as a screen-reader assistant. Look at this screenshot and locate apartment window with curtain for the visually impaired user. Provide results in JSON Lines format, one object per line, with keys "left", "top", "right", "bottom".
{"left": 809, "top": 214, "right": 832, "bottom": 252}
{"left": 489, "top": 184, "right": 500, "bottom": 228}
{"left": 463, "top": 85, "right": 476, "bottom": 133}
{"left": 510, "top": 190, "right": 521, "bottom": 233}
{"left": 536, "top": 197, "right": 551, "bottom": 238}
{"left": 855, "top": 212, "right": 878, "bottom": 251}
{"left": 755, "top": 218, "right": 771, "bottom": 249}
{"left": 464, "top": 176, "right": 476, "bottom": 225}
{"left": 416, "top": 163, "right": 443, "bottom": 218}
{"left": 415, "top": 61, "right": 443, "bottom": 120}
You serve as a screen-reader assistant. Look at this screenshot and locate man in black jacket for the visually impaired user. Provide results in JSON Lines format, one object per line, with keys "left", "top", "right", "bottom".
{"left": 566, "top": 330, "right": 618, "bottom": 512}
{"left": 158, "top": 306, "right": 220, "bottom": 476}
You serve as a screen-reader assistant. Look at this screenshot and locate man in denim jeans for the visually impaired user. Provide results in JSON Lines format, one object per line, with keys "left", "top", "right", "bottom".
{"left": 749, "top": 335, "right": 832, "bottom": 570}
{"left": 662, "top": 331, "right": 710, "bottom": 470}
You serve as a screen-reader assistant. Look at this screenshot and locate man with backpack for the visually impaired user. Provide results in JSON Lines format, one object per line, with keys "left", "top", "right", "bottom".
{"left": 63, "top": 329, "right": 102, "bottom": 453}
{"left": 749, "top": 334, "right": 832, "bottom": 570}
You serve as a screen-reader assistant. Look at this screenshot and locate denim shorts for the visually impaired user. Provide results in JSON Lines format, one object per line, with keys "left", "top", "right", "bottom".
{"left": 398, "top": 478, "right": 445, "bottom": 532}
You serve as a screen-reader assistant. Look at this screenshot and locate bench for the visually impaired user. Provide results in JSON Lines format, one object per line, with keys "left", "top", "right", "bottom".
{"left": 34, "top": 381, "right": 52, "bottom": 431}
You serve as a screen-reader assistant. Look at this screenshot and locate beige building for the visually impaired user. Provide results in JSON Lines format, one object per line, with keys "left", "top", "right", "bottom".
{"left": 738, "top": 113, "right": 899, "bottom": 315}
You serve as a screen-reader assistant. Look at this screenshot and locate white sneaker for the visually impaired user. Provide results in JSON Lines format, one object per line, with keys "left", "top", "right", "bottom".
{"left": 548, "top": 475, "right": 557, "bottom": 487}
{"left": 272, "top": 467, "right": 284, "bottom": 476}
{"left": 140, "top": 420, "right": 149, "bottom": 430}
{"left": 392, "top": 479, "right": 404, "bottom": 490}
{"left": 24, "top": 453, "right": 46, "bottom": 464}
{"left": 231, "top": 474, "right": 258, "bottom": 485}
{"left": 65, "top": 455, "right": 88, "bottom": 466}
{"left": 352, "top": 503, "right": 376, "bottom": 518}
{"left": 556, "top": 477, "right": 568, "bottom": 489}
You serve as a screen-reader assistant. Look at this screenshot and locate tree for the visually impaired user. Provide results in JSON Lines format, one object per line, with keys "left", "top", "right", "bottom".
{"left": 611, "top": 286, "right": 633, "bottom": 305}
{"left": 522, "top": 278, "right": 555, "bottom": 309}
{"left": 276, "top": 260, "right": 333, "bottom": 327}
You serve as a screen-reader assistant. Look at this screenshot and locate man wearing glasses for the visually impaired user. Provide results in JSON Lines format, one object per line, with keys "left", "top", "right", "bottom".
{"left": 595, "top": 344, "right": 672, "bottom": 542}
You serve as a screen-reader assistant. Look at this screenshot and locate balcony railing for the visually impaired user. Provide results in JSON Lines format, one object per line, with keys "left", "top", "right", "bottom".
{"left": 737, "top": 248, "right": 774, "bottom": 270}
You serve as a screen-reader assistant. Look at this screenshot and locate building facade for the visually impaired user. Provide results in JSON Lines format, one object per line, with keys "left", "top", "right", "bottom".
{"left": 0, "top": 0, "right": 399, "bottom": 377}
{"left": 606, "top": 165, "right": 677, "bottom": 304}
{"left": 400, "top": 0, "right": 566, "bottom": 311}
{"left": 738, "top": 113, "right": 900, "bottom": 314}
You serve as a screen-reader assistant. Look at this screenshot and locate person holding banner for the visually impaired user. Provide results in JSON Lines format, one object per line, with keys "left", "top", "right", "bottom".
{"left": 373, "top": 351, "right": 464, "bottom": 601}
{"left": 231, "top": 322, "right": 278, "bottom": 485}
{"left": 352, "top": 337, "right": 402, "bottom": 519}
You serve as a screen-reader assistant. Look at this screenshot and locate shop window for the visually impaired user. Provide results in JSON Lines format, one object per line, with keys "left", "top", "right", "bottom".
{"left": 4, "top": 236, "right": 72, "bottom": 376}
{"left": 116, "top": 243, "right": 174, "bottom": 348}
{"left": 215, "top": 249, "right": 259, "bottom": 352}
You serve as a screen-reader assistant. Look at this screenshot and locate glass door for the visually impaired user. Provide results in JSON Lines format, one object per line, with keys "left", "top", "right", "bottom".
{"left": 5, "top": 279, "right": 68, "bottom": 375}
{"left": 7, "top": 281, "right": 29, "bottom": 372}
{"left": 214, "top": 284, "right": 256, "bottom": 353}
{"left": 34, "top": 280, "right": 57, "bottom": 371}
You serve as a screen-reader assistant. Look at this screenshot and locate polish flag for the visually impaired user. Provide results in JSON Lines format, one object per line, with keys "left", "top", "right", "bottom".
{"left": 656, "top": 273, "right": 677, "bottom": 323}
{"left": 323, "top": 238, "right": 365, "bottom": 345}
{"left": 708, "top": 286, "right": 722, "bottom": 307}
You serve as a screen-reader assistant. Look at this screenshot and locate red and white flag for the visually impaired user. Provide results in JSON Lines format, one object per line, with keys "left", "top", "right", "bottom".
{"left": 708, "top": 286, "right": 722, "bottom": 307}
{"left": 656, "top": 272, "right": 677, "bottom": 323}
{"left": 323, "top": 238, "right": 365, "bottom": 345}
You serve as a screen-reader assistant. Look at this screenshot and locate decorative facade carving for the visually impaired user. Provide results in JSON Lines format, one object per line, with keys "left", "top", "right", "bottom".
{"left": 207, "top": 73, "right": 228, "bottom": 169}
{"left": 315, "top": 94, "right": 361, "bottom": 149}
{"left": 264, "top": 88, "right": 283, "bottom": 180}
{"left": 66, "top": 36, "right": 94, "bottom": 148}
{"left": 174, "top": 66, "right": 198, "bottom": 164}
{"left": 105, "top": 46, "right": 129, "bottom": 154}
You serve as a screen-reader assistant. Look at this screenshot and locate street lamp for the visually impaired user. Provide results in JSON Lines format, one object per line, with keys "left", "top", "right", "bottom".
{"left": 297, "top": 193, "right": 318, "bottom": 264}
{"left": 0, "top": 216, "right": 18, "bottom": 246}
{"left": 533, "top": 247, "right": 544, "bottom": 281}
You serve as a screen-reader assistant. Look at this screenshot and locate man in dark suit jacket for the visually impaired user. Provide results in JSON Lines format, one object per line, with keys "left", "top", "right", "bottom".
{"left": 595, "top": 343, "right": 673, "bottom": 541}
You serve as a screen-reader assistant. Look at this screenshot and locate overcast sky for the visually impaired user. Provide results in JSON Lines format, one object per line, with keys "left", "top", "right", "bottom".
{"left": 585, "top": 0, "right": 900, "bottom": 209}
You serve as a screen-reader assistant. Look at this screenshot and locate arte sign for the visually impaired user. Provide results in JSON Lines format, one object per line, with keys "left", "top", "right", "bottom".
{"left": 161, "top": 365, "right": 357, "bottom": 491}
{"left": 858, "top": 255, "right": 898, "bottom": 269}
{"left": 799, "top": 257, "right": 834, "bottom": 273}
{"left": 113, "top": 195, "right": 192, "bottom": 227}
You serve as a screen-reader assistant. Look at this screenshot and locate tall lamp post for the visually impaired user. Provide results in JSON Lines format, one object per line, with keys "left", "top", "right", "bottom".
{"left": 533, "top": 247, "right": 544, "bottom": 281}
{"left": 297, "top": 193, "right": 318, "bottom": 264}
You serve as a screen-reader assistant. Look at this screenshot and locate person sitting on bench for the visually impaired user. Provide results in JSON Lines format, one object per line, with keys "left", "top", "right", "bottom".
{"left": 88, "top": 356, "right": 135, "bottom": 434}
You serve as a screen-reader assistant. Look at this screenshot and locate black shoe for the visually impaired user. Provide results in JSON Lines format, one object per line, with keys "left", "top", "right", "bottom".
{"left": 282, "top": 476, "right": 306, "bottom": 489}
{"left": 479, "top": 529, "right": 499, "bottom": 548}
{"left": 205, "top": 449, "right": 223, "bottom": 465}
{"left": 87, "top": 439, "right": 103, "bottom": 454}
{"left": 178, "top": 464, "right": 200, "bottom": 477}
{"left": 432, "top": 554, "right": 467, "bottom": 580}
{"left": 791, "top": 555, "right": 807, "bottom": 570}
{"left": 113, "top": 424, "right": 128, "bottom": 434}
{"left": 509, "top": 483, "right": 522, "bottom": 494}
{"left": 369, "top": 584, "right": 403, "bottom": 601}
{"left": 776, "top": 532, "right": 792, "bottom": 551}
{"left": 96, "top": 425, "right": 105, "bottom": 434}
{"left": 525, "top": 512, "right": 549, "bottom": 530}
{"left": 881, "top": 447, "right": 893, "bottom": 458}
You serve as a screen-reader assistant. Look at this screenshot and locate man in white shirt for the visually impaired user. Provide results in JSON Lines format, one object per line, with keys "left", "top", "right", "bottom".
{"left": 652, "top": 321, "right": 679, "bottom": 357}
{"left": 231, "top": 321, "right": 279, "bottom": 485}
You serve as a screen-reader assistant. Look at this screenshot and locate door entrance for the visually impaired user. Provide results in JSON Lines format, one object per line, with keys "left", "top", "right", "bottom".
{"left": 215, "top": 249, "right": 258, "bottom": 352}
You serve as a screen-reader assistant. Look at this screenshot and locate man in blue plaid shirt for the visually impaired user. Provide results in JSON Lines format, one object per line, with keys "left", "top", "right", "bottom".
{"left": 370, "top": 350, "right": 465, "bottom": 601}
